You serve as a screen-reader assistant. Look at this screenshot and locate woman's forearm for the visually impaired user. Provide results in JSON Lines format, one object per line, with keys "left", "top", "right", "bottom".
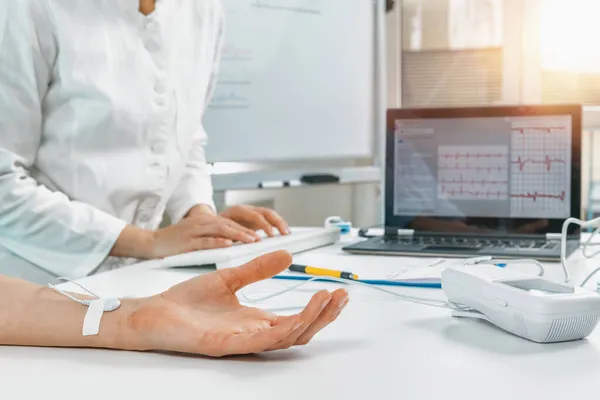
{"left": 110, "top": 225, "right": 155, "bottom": 259}
{"left": 0, "top": 275, "right": 138, "bottom": 349}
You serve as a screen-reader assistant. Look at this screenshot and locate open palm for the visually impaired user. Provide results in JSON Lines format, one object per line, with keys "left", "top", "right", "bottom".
{"left": 126, "top": 251, "right": 349, "bottom": 357}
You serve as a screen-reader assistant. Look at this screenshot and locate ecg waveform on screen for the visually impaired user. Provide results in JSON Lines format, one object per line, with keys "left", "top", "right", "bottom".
{"left": 511, "top": 155, "right": 567, "bottom": 172}
{"left": 511, "top": 126, "right": 568, "bottom": 134}
{"left": 438, "top": 146, "right": 509, "bottom": 201}
{"left": 439, "top": 152, "right": 507, "bottom": 160}
{"left": 439, "top": 153, "right": 566, "bottom": 173}
{"left": 441, "top": 166, "right": 507, "bottom": 173}
{"left": 509, "top": 119, "right": 571, "bottom": 218}
{"left": 440, "top": 187, "right": 507, "bottom": 199}
{"left": 439, "top": 177, "right": 508, "bottom": 186}
{"left": 439, "top": 186, "right": 566, "bottom": 202}
{"left": 510, "top": 191, "right": 566, "bottom": 202}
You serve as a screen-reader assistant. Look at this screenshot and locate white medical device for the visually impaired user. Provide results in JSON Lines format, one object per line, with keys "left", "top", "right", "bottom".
{"left": 442, "top": 266, "right": 600, "bottom": 343}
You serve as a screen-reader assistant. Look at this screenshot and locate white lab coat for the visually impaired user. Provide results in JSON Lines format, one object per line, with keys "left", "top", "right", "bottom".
{"left": 0, "top": 0, "right": 224, "bottom": 280}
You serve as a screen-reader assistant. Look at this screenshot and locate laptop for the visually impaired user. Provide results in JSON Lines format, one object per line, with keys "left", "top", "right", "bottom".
{"left": 344, "top": 105, "right": 582, "bottom": 261}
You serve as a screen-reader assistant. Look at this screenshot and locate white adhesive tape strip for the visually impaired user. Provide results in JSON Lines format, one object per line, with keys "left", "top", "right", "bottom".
{"left": 83, "top": 299, "right": 107, "bottom": 336}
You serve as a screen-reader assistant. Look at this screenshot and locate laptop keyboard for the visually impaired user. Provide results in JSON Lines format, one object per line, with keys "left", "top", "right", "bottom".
{"left": 381, "top": 236, "right": 559, "bottom": 250}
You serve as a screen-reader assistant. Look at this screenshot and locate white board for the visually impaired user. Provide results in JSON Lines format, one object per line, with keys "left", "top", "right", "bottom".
{"left": 203, "top": 0, "right": 376, "bottom": 163}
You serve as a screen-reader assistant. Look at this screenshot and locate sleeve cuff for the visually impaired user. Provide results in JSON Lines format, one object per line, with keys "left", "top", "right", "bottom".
{"left": 0, "top": 212, "right": 128, "bottom": 280}
{"left": 71, "top": 214, "right": 127, "bottom": 278}
{"left": 167, "top": 192, "right": 216, "bottom": 224}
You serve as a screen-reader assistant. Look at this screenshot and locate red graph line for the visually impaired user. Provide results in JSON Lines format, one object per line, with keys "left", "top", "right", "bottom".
{"left": 439, "top": 178, "right": 508, "bottom": 185}
{"left": 439, "top": 153, "right": 507, "bottom": 160}
{"left": 441, "top": 187, "right": 506, "bottom": 198}
{"left": 439, "top": 166, "right": 507, "bottom": 173}
{"left": 512, "top": 127, "right": 567, "bottom": 134}
{"left": 510, "top": 191, "right": 566, "bottom": 202}
{"left": 511, "top": 155, "right": 566, "bottom": 172}
{"left": 441, "top": 187, "right": 566, "bottom": 202}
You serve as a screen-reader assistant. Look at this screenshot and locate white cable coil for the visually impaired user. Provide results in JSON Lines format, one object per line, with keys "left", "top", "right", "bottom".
{"left": 562, "top": 217, "right": 600, "bottom": 286}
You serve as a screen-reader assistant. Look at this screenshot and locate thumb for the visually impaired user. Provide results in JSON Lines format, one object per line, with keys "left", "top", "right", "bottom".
{"left": 218, "top": 250, "right": 293, "bottom": 293}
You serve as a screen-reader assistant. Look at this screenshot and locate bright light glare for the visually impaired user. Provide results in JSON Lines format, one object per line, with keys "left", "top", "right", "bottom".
{"left": 541, "top": 0, "right": 600, "bottom": 72}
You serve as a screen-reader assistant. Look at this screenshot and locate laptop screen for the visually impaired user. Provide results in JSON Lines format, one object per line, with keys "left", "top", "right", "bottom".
{"left": 385, "top": 106, "right": 582, "bottom": 236}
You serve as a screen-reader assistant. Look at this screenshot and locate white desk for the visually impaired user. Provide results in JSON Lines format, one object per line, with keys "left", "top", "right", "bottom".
{"left": 2, "top": 235, "right": 600, "bottom": 400}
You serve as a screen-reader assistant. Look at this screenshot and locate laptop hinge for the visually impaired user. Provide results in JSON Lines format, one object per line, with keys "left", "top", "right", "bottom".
{"left": 546, "top": 233, "right": 562, "bottom": 241}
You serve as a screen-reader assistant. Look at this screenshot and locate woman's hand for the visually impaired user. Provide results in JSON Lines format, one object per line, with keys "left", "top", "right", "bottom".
{"left": 146, "top": 215, "right": 263, "bottom": 259}
{"left": 123, "top": 251, "right": 349, "bottom": 357}
{"left": 220, "top": 205, "right": 290, "bottom": 237}
{"left": 111, "top": 204, "right": 290, "bottom": 260}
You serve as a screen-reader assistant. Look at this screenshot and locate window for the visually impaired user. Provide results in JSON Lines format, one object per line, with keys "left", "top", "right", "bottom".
{"left": 401, "top": 0, "right": 504, "bottom": 108}
{"left": 400, "top": 0, "right": 600, "bottom": 107}
{"left": 537, "top": 0, "right": 600, "bottom": 105}
{"left": 448, "top": 0, "right": 502, "bottom": 50}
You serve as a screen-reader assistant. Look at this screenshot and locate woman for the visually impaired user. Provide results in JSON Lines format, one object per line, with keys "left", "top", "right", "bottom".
{"left": 0, "top": 0, "right": 287, "bottom": 283}
{"left": 0, "top": 251, "right": 350, "bottom": 356}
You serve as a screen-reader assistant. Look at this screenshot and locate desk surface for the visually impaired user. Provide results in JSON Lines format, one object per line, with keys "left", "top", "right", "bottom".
{"left": 3, "top": 234, "right": 600, "bottom": 400}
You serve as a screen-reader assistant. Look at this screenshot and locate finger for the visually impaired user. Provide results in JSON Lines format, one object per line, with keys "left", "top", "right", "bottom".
{"left": 212, "top": 223, "right": 257, "bottom": 244}
{"left": 214, "top": 316, "right": 304, "bottom": 357}
{"left": 265, "top": 290, "right": 332, "bottom": 351}
{"left": 260, "top": 208, "right": 290, "bottom": 235}
{"left": 237, "top": 209, "right": 274, "bottom": 237}
{"left": 240, "top": 307, "right": 278, "bottom": 323}
{"left": 192, "top": 218, "right": 258, "bottom": 243}
{"left": 191, "top": 237, "right": 233, "bottom": 251}
{"left": 295, "top": 289, "right": 349, "bottom": 346}
{"left": 218, "top": 250, "right": 293, "bottom": 293}
{"left": 221, "top": 217, "right": 262, "bottom": 241}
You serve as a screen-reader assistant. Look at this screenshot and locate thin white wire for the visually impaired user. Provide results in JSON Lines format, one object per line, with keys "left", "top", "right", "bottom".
{"left": 581, "top": 268, "right": 600, "bottom": 287}
{"left": 561, "top": 216, "right": 600, "bottom": 285}
{"left": 240, "top": 276, "right": 452, "bottom": 309}
{"left": 238, "top": 218, "right": 600, "bottom": 311}
{"left": 561, "top": 218, "right": 579, "bottom": 283}
{"left": 48, "top": 277, "right": 100, "bottom": 306}
{"left": 582, "top": 226, "right": 600, "bottom": 258}
{"left": 240, "top": 258, "right": 552, "bottom": 310}
{"left": 478, "top": 259, "right": 545, "bottom": 277}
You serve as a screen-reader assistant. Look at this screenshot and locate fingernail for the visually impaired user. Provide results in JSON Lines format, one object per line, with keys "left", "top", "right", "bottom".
{"left": 224, "top": 240, "right": 233, "bottom": 246}
{"left": 321, "top": 297, "right": 331, "bottom": 310}
{"left": 246, "top": 235, "right": 256, "bottom": 242}
{"left": 338, "top": 297, "right": 349, "bottom": 311}
{"left": 286, "top": 227, "right": 292, "bottom": 234}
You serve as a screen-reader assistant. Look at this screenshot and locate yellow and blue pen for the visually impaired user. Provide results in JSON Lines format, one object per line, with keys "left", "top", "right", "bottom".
{"left": 288, "top": 264, "right": 358, "bottom": 280}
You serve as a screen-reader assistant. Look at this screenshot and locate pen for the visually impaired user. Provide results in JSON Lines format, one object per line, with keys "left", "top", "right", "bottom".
{"left": 288, "top": 264, "right": 358, "bottom": 280}
{"left": 258, "top": 180, "right": 302, "bottom": 189}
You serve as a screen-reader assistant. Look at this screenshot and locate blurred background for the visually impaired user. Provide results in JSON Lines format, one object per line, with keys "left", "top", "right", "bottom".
{"left": 213, "top": 0, "right": 600, "bottom": 227}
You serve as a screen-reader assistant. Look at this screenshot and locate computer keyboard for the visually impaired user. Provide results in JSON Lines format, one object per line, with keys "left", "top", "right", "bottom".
{"left": 160, "top": 227, "right": 340, "bottom": 268}
{"left": 380, "top": 236, "right": 559, "bottom": 251}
